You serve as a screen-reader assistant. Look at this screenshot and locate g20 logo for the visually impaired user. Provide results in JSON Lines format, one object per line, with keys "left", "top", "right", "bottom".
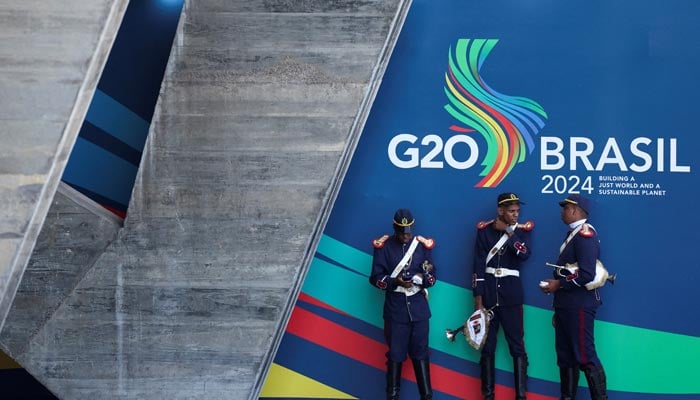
{"left": 388, "top": 38, "right": 548, "bottom": 188}
{"left": 388, "top": 133, "right": 479, "bottom": 169}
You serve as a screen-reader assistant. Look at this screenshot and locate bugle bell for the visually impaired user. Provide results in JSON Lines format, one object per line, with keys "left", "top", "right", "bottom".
{"left": 545, "top": 259, "right": 617, "bottom": 290}
{"left": 445, "top": 308, "right": 493, "bottom": 350}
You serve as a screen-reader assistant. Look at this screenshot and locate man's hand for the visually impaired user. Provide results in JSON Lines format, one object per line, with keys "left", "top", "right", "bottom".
{"left": 540, "top": 279, "right": 560, "bottom": 294}
{"left": 492, "top": 218, "right": 508, "bottom": 232}
{"left": 393, "top": 276, "right": 413, "bottom": 288}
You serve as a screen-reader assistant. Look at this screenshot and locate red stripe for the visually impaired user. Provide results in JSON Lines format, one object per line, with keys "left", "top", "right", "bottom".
{"left": 297, "top": 292, "right": 348, "bottom": 315}
{"left": 449, "top": 124, "right": 475, "bottom": 132}
{"left": 286, "top": 305, "right": 556, "bottom": 399}
{"left": 579, "top": 308, "right": 588, "bottom": 364}
{"left": 101, "top": 204, "right": 126, "bottom": 219}
{"left": 287, "top": 306, "right": 386, "bottom": 368}
{"left": 519, "top": 305, "right": 526, "bottom": 350}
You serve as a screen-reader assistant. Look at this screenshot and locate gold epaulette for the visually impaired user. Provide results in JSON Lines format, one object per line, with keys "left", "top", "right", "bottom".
{"left": 516, "top": 220, "right": 534, "bottom": 231}
{"left": 416, "top": 235, "right": 435, "bottom": 249}
{"left": 579, "top": 223, "right": 595, "bottom": 238}
{"left": 477, "top": 220, "right": 494, "bottom": 230}
{"left": 372, "top": 234, "right": 390, "bottom": 248}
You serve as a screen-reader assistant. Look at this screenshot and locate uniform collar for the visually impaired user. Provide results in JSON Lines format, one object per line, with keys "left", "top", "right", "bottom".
{"left": 568, "top": 218, "right": 587, "bottom": 230}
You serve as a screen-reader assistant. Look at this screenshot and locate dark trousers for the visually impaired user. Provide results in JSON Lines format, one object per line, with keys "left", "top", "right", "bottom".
{"left": 553, "top": 306, "right": 602, "bottom": 368}
{"left": 480, "top": 305, "right": 528, "bottom": 399}
{"left": 482, "top": 304, "right": 526, "bottom": 358}
{"left": 384, "top": 319, "right": 430, "bottom": 362}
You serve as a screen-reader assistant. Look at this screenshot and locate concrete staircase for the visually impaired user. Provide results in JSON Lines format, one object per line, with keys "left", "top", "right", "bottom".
{"left": 0, "top": 1, "right": 407, "bottom": 398}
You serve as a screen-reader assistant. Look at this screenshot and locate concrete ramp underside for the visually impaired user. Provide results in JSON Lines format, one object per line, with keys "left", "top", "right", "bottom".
{"left": 0, "top": 0, "right": 126, "bottom": 343}
{"left": 2, "top": 1, "right": 405, "bottom": 399}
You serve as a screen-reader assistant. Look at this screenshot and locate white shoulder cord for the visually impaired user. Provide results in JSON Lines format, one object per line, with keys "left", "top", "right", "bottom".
{"left": 390, "top": 237, "right": 419, "bottom": 278}
{"left": 485, "top": 224, "right": 515, "bottom": 266}
{"left": 559, "top": 224, "right": 583, "bottom": 254}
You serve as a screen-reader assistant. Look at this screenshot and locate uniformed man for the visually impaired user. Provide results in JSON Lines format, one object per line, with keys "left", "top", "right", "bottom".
{"left": 370, "top": 208, "right": 436, "bottom": 400}
{"left": 472, "top": 192, "right": 533, "bottom": 400}
{"left": 540, "top": 194, "right": 608, "bottom": 400}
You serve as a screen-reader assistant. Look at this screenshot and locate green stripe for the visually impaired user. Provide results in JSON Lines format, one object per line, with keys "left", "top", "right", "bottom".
{"left": 316, "top": 235, "right": 372, "bottom": 273}
{"left": 304, "top": 235, "right": 700, "bottom": 394}
{"left": 303, "top": 257, "right": 384, "bottom": 328}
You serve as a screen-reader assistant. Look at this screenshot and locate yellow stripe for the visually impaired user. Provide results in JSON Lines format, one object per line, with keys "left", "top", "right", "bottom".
{"left": 498, "top": 197, "right": 520, "bottom": 205}
{"left": 261, "top": 363, "right": 357, "bottom": 399}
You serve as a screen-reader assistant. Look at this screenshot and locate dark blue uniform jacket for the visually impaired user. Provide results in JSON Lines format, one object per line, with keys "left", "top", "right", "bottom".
{"left": 370, "top": 235, "right": 436, "bottom": 323}
{"left": 472, "top": 221, "right": 532, "bottom": 308}
{"left": 554, "top": 221, "right": 602, "bottom": 309}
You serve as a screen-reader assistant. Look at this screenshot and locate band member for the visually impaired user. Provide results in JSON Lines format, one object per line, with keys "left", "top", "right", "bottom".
{"left": 370, "top": 208, "right": 436, "bottom": 400}
{"left": 472, "top": 193, "right": 533, "bottom": 400}
{"left": 540, "top": 194, "right": 608, "bottom": 400}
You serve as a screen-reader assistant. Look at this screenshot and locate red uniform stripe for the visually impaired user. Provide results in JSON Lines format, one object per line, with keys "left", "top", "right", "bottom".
{"left": 579, "top": 308, "right": 588, "bottom": 364}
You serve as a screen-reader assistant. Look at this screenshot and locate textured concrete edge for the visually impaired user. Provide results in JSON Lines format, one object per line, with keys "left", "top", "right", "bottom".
{"left": 57, "top": 182, "right": 124, "bottom": 227}
{"left": 0, "top": 183, "right": 121, "bottom": 356}
{"left": 0, "top": 190, "right": 124, "bottom": 400}
{"left": 248, "top": 1, "right": 414, "bottom": 399}
{"left": 0, "top": 0, "right": 130, "bottom": 335}
{"left": 122, "top": 0, "right": 188, "bottom": 229}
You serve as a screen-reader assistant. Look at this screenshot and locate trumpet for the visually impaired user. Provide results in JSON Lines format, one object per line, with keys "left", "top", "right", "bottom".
{"left": 444, "top": 325, "right": 466, "bottom": 342}
{"left": 445, "top": 308, "right": 494, "bottom": 350}
{"left": 545, "top": 259, "right": 617, "bottom": 290}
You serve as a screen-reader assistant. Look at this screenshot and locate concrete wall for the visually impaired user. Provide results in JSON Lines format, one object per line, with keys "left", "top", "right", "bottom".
{"left": 0, "top": 0, "right": 127, "bottom": 334}
{"left": 1, "top": 1, "right": 405, "bottom": 398}
{"left": 0, "top": 184, "right": 121, "bottom": 358}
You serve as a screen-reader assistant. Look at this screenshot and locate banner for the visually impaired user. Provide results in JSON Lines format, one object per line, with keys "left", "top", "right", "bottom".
{"left": 262, "top": 1, "right": 700, "bottom": 398}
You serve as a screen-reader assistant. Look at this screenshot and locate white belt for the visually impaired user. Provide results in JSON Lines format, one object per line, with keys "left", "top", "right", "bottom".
{"left": 394, "top": 285, "right": 422, "bottom": 296}
{"left": 485, "top": 267, "right": 520, "bottom": 278}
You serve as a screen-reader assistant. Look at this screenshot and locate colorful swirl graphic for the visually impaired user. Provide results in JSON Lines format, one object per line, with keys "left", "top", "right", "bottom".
{"left": 444, "top": 39, "right": 548, "bottom": 187}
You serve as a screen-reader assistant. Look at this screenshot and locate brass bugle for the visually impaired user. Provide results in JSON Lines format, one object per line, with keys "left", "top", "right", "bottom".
{"left": 545, "top": 262, "right": 617, "bottom": 286}
{"left": 444, "top": 325, "right": 465, "bottom": 342}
